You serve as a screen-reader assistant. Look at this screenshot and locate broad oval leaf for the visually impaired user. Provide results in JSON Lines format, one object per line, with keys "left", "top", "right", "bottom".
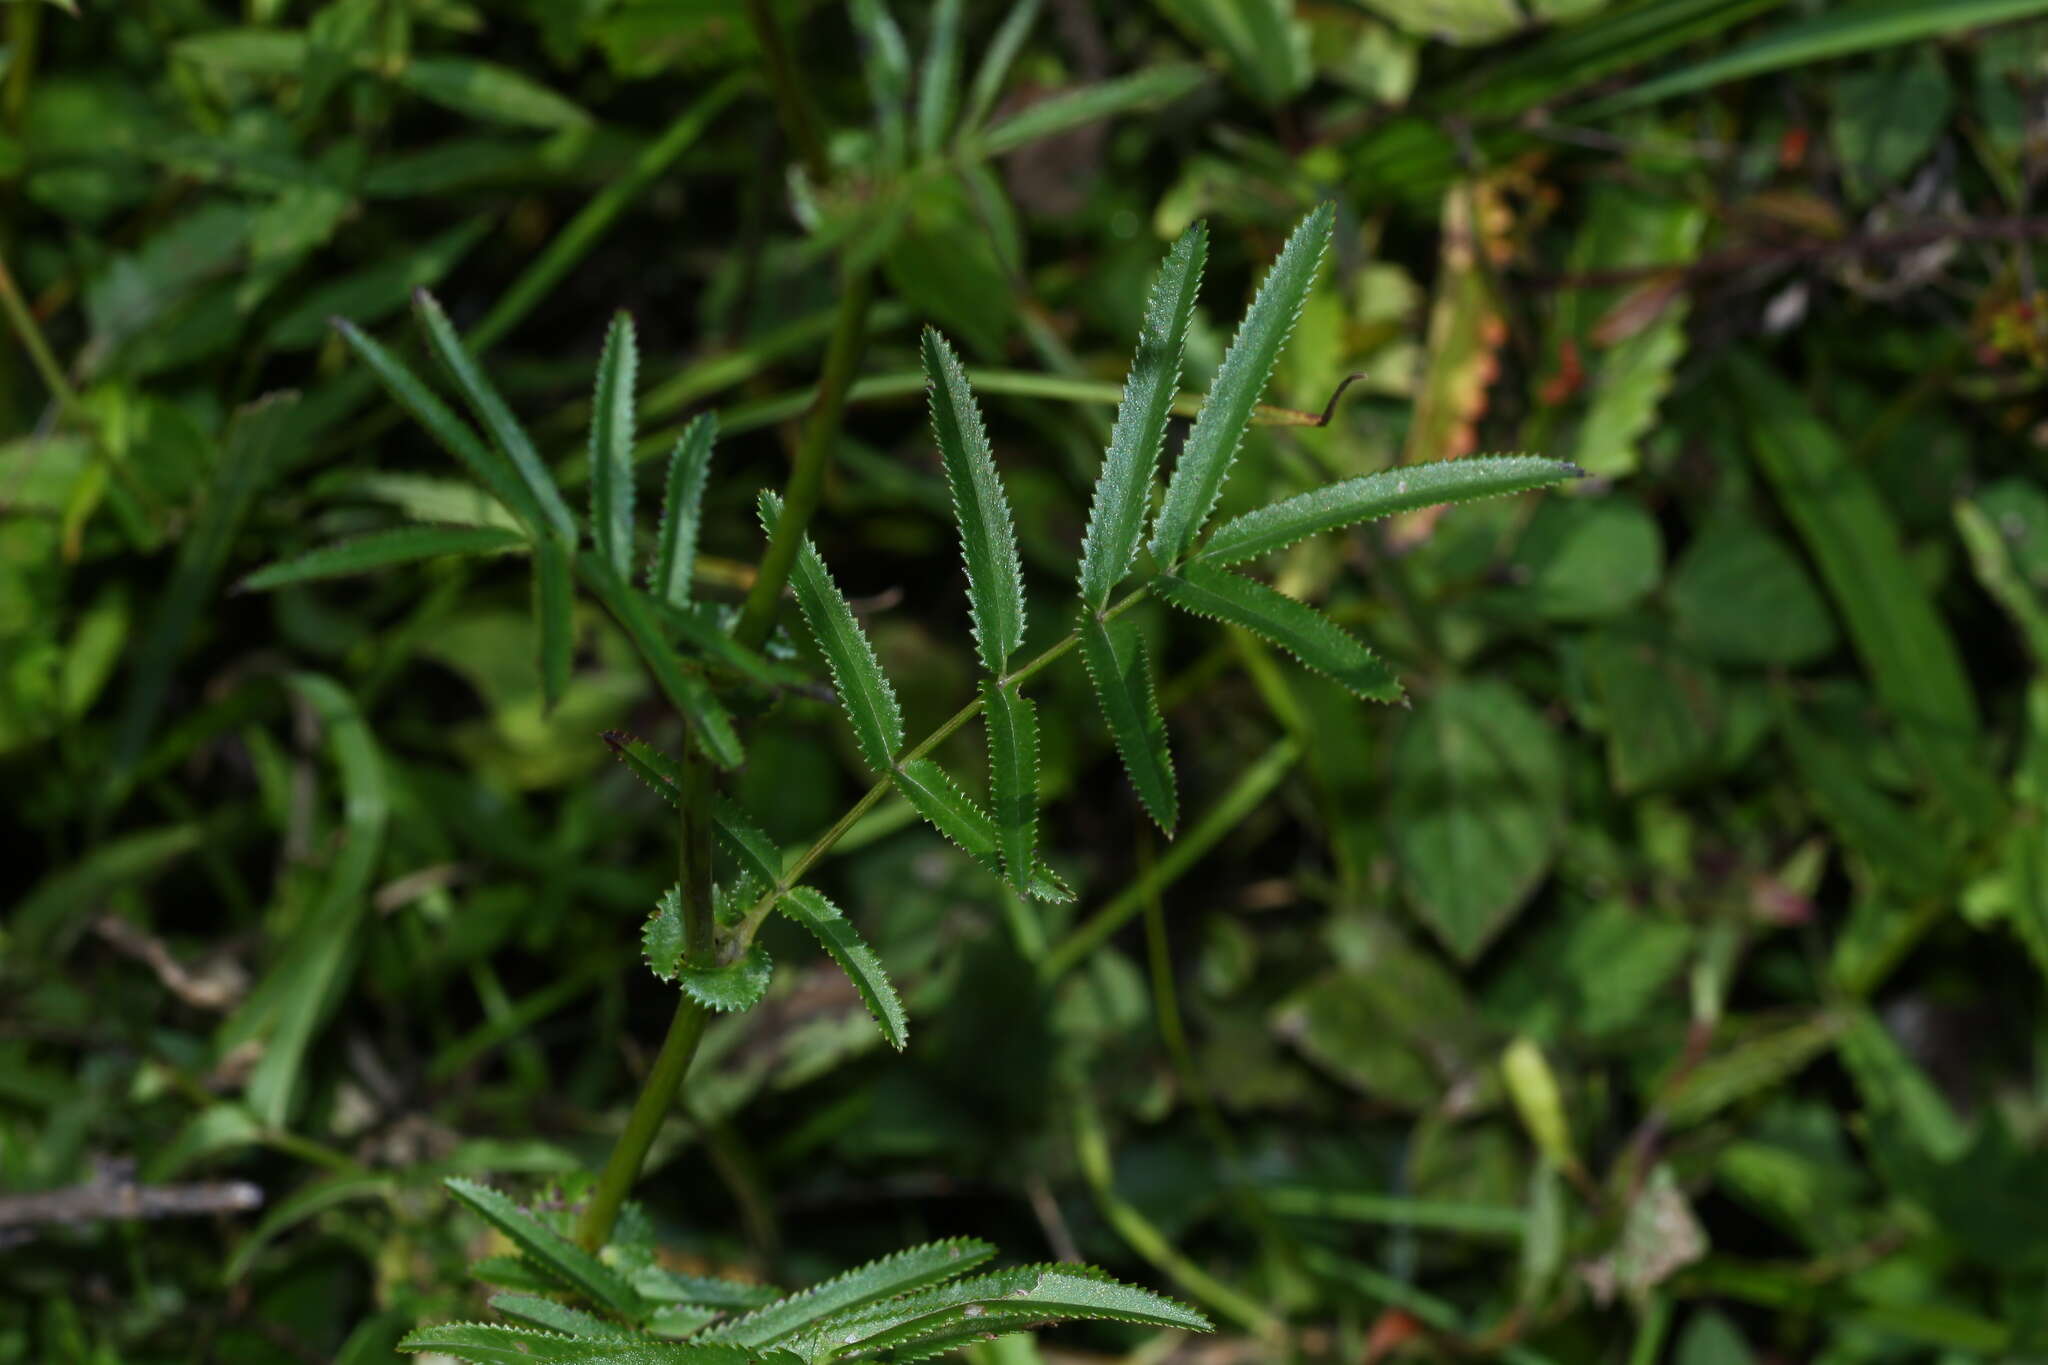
{"left": 643, "top": 888, "right": 685, "bottom": 981}
{"left": 763, "top": 492, "right": 905, "bottom": 772}
{"left": 1078, "top": 615, "right": 1177, "bottom": 833}
{"left": 1155, "top": 562, "right": 1399, "bottom": 702}
{"left": 1149, "top": 202, "right": 1333, "bottom": 567}
{"left": 1198, "top": 454, "right": 1580, "bottom": 567}
{"left": 239, "top": 524, "right": 526, "bottom": 592}
{"left": 1078, "top": 222, "right": 1207, "bottom": 609}
{"left": 1389, "top": 678, "right": 1564, "bottom": 961}
{"left": 676, "top": 944, "right": 772, "bottom": 1014}
{"left": 394, "top": 56, "right": 595, "bottom": 130}
{"left": 922, "top": 328, "right": 1026, "bottom": 673}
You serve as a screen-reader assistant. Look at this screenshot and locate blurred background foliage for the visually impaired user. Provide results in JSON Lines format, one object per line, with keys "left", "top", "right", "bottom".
{"left": 7, "top": 0, "right": 2048, "bottom": 1361}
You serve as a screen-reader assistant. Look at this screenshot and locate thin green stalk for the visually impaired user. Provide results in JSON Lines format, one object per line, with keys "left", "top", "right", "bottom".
{"left": 734, "top": 264, "right": 874, "bottom": 650}
{"left": 473, "top": 74, "right": 750, "bottom": 352}
{"left": 743, "top": 0, "right": 830, "bottom": 186}
{"left": 732, "top": 588, "right": 1148, "bottom": 946}
{"left": 1071, "top": 1096, "right": 1284, "bottom": 1342}
{"left": 1042, "top": 738, "right": 1302, "bottom": 982}
{"left": 1138, "top": 844, "right": 1304, "bottom": 1289}
{"left": 578, "top": 752, "right": 717, "bottom": 1250}
{"left": 0, "top": 247, "right": 83, "bottom": 419}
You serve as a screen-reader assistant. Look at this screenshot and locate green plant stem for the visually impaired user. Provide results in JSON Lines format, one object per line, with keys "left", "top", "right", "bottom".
{"left": 1041, "top": 738, "right": 1301, "bottom": 981}
{"left": 1138, "top": 846, "right": 1305, "bottom": 1289}
{"left": 1071, "top": 1095, "right": 1283, "bottom": 1342}
{"left": 734, "top": 264, "right": 874, "bottom": 650}
{"left": 742, "top": 0, "right": 830, "bottom": 186}
{"left": 732, "top": 588, "right": 1148, "bottom": 946}
{"left": 474, "top": 74, "right": 750, "bottom": 353}
{"left": 0, "top": 248, "right": 83, "bottom": 419}
{"left": 578, "top": 751, "right": 718, "bottom": 1251}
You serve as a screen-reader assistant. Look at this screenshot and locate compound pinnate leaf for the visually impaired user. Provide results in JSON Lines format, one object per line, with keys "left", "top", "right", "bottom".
{"left": 239, "top": 524, "right": 527, "bottom": 591}
{"left": 441, "top": 1179, "right": 641, "bottom": 1317}
{"left": 712, "top": 795, "right": 784, "bottom": 886}
{"left": 1150, "top": 202, "right": 1333, "bottom": 567}
{"left": 580, "top": 556, "right": 743, "bottom": 769}
{"left": 890, "top": 757, "right": 1066, "bottom": 901}
{"left": 397, "top": 1322, "right": 761, "bottom": 1363}
{"left": 589, "top": 311, "right": 638, "bottom": 578}
{"left": 652, "top": 414, "right": 716, "bottom": 608}
{"left": 763, "top": 492, "right": 904, "bottom": 772}
{"left": 982, "top": 680, "right": 1039, "bottom": 888}
{"left": 676, "top": 944, "right": 772, "bottom": 1013}
{"left": 1078, "top": 615, "right": 1177, "bottom": 833}
{"left": 1199, "top": 454, "right": 1579, "bottom": 567}
{"left": 706, "top": 1238, "right": 994, "bottom": 1349}
{"left": 413, "top": 288, "right": 578, "bottom": 544}
{"left": 1078, "top": 222, "right": 1207, "bottom": 609}
{"left": 785, "top": 1263, "right": 1210, "bottom": 1360}
{"left": 922, "top": 328, "right": 1026, "bottom": 673}
{"left": 774, "top": 888, "right": 907, "bottom": 1050}
{"left": 488, "top": 1294, "right": 614, "bottom": 1339}
{"left": 1155, "top": 562, "right": 1400, "bottom": 702}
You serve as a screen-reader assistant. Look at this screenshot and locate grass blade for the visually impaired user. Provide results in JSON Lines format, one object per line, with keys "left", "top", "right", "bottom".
{"left": 588, "top": 311, "right": 637, "bottom": 578}
{"left": 915, "top": 0, "right": 964, "bottom": 157}
{"left": 922, "top": 328, "right": 1026, "bottom": 673}
{"left": 983, "top": 679, "right": 1039, "bottom": 888}
{"left": 331, "top": 321, "right": 546, "bottom": 537}
{"left": 533, "top": 538, "right": 573, "bottom": 712}
{"left": 1199, "top": 454, "right": 1580, "bottom": 567}
{"left": 1581, "top": 0, "right": 2048, "bottom": 117}
{"left": 1156, "top": 562, "right": 1400, "bottom": 702}
{"left": 239, "top": 525, "right": 526, "bottom": 591}
{"left": 1150, "top": 203, "right": 1333, "bottom": 567}
{"left": 1728, "top": 354, "right": 1998, "bottom": 831}
{"left": 777, "top": 887, "right": 909, "bottom": 1050}
{"left": 978, "top": 64, "right": 1206, "bottom": 156}
{"left": 413, "top": 288, "right": 578, "bottom": 544}
{"left": 110, "top": 394, "right": 298, "bottom": 781}
{"left": 961, "top": 0, "right": 1042, "bottom": 133}
{"left": 762, "top": 491, "right": 904, "bottom": 772}
{"left": 651, "top": 413, "right": 716, "bottom": 607}
{"left": 1078, "top": 222, "right": 1208, "bottom": 610}
{"left": 1078, "top": 615, "right": 1178, "bottom": 833}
